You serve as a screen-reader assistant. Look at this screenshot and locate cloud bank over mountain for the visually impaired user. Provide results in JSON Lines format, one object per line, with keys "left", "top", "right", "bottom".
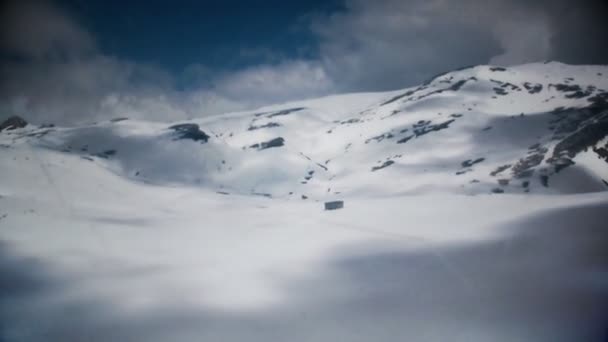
{"left": 1, "top": 0, "right": 606, "bottom": 124}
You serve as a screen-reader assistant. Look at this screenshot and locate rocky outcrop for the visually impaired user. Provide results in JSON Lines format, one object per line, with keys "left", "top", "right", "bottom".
{"left": 250, "top": 137, "right": 285, "bottom": 150}
{"left": 0, "top": 116, "right": 28, "bottom": 131}
{"left": 248, "top": 122, "right": 281, "bottom": 131}
{"left": 371, "top": 160, "right": 394, "bottom": 172}
{"left": 551, "top": 115, "right": 608, "bottom": 159}
{"left": 168, "top": 123, "right": 210, "bottom": 143}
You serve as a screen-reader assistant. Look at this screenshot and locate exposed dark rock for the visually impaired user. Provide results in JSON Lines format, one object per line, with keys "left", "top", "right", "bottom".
{"left": 380, "top": 90, "right": 415, "bottom": 106}
{"left": 493, "top": 87, "right": 508, "bottom": 96}
{"left": 110, "top": 117, "right": 128, "bottom": 122}
{"left": 512, "top": 153, "right": 545, "bottom": 178}
{"left": 523, "top": 82, "right": 543, "bottom": 94}
{"left": 565, "top": 91, "right": 590, "bottom": 99}
{"left": 452, "top": 78, "right": 477, "bottom": 91}
{"left": 490, "top": 79, "right": 521, "bottom": 92}
{"left": 414, "top": 77, "right": 477, "bottom": 101}
{"left": 412, "top": 119, "right": 455, "bottom": 137}
{"left": 502, "top": 82, "right": 521, "bottom": 91}
{"left": 550, "top": 83, "right": 581, "bottom": 92}
{"left": 366, "top": 132, "right": 394, "bottom": 143}
{"left": 497, "top": 179, "right": 510, "bottom": 186}
{"left": 248, "top": 122, "right": 281, "bottom": 131}
{"left": 371, "top": 160, "right": 394, "bottom": 172}
{"left": 298, "top": 152, "right": 312, "bottom": 161}
{"left": 594, "top": 144, "right": 608, "bottom": 163}
{"left": 490, "top": 164, "right": 511, "bottom": 177}
{"left": 491, "top": 188, "right": 504, "bottom": 194}
{"left": 396, "top": 135, "right": 413, "bottom": 144}
{"left": 551, "top": 116, "right": 608, "bottom": 159}
{"left": 340, "top": 118, "right": 361, "bottom": 125}
{"left": 250, "top": 137, "right": 285, "bottom": 150}
{"left": 304, "top": 170, "right": 315, "bottom": 181}
{"left": 252, "top": 192, "right": 272, "bottom": 198}
{"left": 316, "top": 163, "right": 328, "bottom": 171}
{"left": 527, "top": 144, "right": 548, "bottom": 155}
{"left": 324, "top": 200, "right": 344, "bottom": 211}
{"left": 549, "top": 108, "right": 598, "bottom": 138}
{"left": 265, "top": 107, "right": 305, "bottom": 118}
{"left": 0, "top": 116, "right": 27, "bottom": 131}
{"left": 253, "top": 108, "right": 304, "bottom": 118}
{"left": 301, "top": 195, "right": 308, "bottom": 200}
{"left": 461, "top": 158, "right": 485, "bottom": 168}
{"left": 489, "top": 66, "right": 507, "bottom": 72}
{"left": 549, "top": 84, "right": 594, "bottom": 99}
{"left": 169, "top": 123, "right": 210, "bottom": 143}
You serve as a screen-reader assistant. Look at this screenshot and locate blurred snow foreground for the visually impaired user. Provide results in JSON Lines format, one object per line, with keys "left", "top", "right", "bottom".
{"left": 1, "top": 62, "right": 608, "bottom": 341}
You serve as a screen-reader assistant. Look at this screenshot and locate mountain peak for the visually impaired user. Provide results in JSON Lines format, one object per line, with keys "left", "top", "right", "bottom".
{"left": 2, "top": 63, "right": 607, "bottom": 198}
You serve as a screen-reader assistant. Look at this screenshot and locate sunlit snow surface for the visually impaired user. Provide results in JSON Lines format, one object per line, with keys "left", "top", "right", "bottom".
{"left": 1, "top": 62, "right": 608, "bottom": 341}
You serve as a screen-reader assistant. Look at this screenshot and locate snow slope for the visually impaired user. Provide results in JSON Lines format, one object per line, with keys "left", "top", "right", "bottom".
{"left": 1, "top": 62, "right": 608, "bottom": 341}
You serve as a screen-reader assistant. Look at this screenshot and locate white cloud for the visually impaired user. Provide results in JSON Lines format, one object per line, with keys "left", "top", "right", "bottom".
{"left": 1, "top": 0, "right": 605, "bottom": 124}
{"left": 310, "top": 0, "right": 562, "bottom": 91}
{"left": 0, "top": 2, "right": 334, "bottom": 124}
{"left": 213, "top": 61, "right": 333, "bottom": 104}
{"left": 0, "top": 1, "right": 320, "bottom": 125}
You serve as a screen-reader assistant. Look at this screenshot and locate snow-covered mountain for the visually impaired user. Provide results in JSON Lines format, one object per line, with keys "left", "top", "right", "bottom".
{"left": 3, "top": 62, "right": 607, "bottom": 198}
{"left": 1, "top": 62, "right": 608, "bottom": 342}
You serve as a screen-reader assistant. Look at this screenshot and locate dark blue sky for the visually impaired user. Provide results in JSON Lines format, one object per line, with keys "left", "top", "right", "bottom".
{"left": 57, "top": 0, "right": 343, "bottom": 73}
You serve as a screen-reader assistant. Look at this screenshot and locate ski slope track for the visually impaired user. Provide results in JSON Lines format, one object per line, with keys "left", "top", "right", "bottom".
{"left": 1, "top": 62, "right": 608, "bottom": 341}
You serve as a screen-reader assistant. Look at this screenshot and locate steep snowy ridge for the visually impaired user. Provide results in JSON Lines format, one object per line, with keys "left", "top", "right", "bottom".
{"left": 2, "top": 62, "right": 606, "bottom": 198}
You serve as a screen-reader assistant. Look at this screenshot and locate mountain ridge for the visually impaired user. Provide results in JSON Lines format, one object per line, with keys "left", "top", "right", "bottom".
{"left": 2, "top": 62, "right": 607, "bottom": 199}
